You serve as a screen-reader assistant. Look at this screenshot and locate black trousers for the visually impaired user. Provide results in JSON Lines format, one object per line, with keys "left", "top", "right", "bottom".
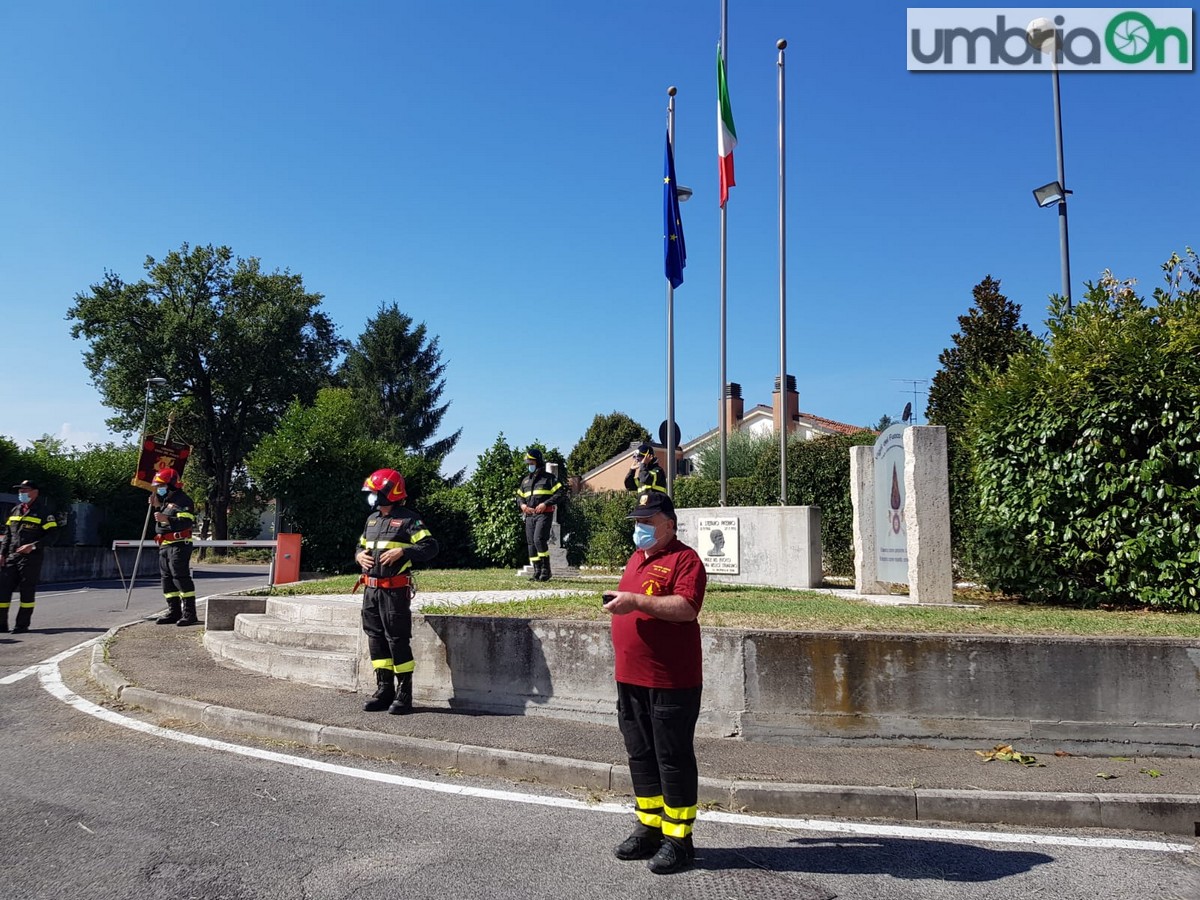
{"left": 616, "top": 681, "right": 702, "bottom": 840}
{"left": 0, "top": 552, "right": 44, "bottom": 625}
{"left": 158, "top": 542, "right": 195, "bottom": 602}
{"left": 524, "top": 513, "right": 552, "bottom": 564}
{"left": 362, "top": 586, "right": 414, "bottom": 673}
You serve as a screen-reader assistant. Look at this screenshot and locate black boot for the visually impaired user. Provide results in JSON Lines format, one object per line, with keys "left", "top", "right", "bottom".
{"left": 613, "top": 823, "right": 662, "bottom": 861}
{"left": 13, "top": 606, "right": 33, "bottom": 634}
{"left": 156, "top": 599, "right": 182, "bottom": 625}
{"left": 363, "top": 670, "right": 396, "bottom": 712}
{"left": 0, "top": 608, "right": 9, "bottom": 632}
{"left": 647, "top": 835, "right": 695, "bottom": 875}
{"left": 388, "top": 672, "right": 413, "bottom": 715}
{"left": 176, "top": 597, "right": 199, "bottom": 627}
{"left": 540, "top": 560, "right": 552, "bottom": 581}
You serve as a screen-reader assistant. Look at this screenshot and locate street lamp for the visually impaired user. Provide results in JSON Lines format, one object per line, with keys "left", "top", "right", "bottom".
{"left": 675, "top": 185, "right": 693, "bottom": 202}
{"left": 1026, "top": 17, "right": 1073, "bottom": 311}
{"left": 139, "top": 377, "right": 168, "bottom": 441}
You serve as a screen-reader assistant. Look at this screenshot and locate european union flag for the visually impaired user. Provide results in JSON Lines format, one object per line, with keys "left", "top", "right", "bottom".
{"left": 663, "top": 131, "right": 686, "bottom": 289}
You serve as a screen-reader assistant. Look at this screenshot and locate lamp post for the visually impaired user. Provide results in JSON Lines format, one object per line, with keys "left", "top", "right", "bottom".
{"left": 1027, "top": 17, "right": 1073, "bottom": 311}
{"left": 125, "top": 377, "right": 168, "bottom": 610}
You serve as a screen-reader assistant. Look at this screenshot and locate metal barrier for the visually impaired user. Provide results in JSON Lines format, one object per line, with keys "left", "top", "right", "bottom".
{"left": 111, "top": 536, "right": 301, "bottom": 600}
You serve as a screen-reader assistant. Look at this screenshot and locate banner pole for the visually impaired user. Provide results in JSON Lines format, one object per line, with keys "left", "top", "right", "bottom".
{"left": 124, "top": 415, "right": 175, "bottom": 611}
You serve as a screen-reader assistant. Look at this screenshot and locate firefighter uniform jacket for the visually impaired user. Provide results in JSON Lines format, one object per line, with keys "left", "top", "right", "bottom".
{"left": 153, "top": 488, "right": 196, "bottom": 544}
{"left": 359, "top": 506, "right": 439, "bottom": 580}
{"left": 624, "top": 459, "right": 667, "bottom": 494}
{"left": 1, "top": 495, "right": 59, "bottom": 557}
{"left": 516, "top": 469, "right": 565, "bottom": 516}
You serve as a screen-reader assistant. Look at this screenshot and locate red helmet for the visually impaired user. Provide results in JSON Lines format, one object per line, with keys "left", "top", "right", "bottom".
{"left": 152, "top": 467, "right": 179, "bottom": 487}
{"left": 363, "top": 468, "right": 406, "bottom": 505}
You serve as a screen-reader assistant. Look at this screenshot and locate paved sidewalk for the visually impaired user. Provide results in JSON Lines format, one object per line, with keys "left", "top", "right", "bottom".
{"left": 80, "top": 609, "right": 1200, "bottom": 837}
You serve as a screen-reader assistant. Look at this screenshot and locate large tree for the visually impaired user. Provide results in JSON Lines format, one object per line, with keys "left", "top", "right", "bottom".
{"left": 926, "top": 275, "right": 1033, "bottom": 575}
{"left": 340, "top": 303, "right": 460, "bottom": 467}
{"left": 67, "top": 243, "right": 343, "bottom": 540}
{"left": 567, "top": 412, "right": 648, "bottom": 476}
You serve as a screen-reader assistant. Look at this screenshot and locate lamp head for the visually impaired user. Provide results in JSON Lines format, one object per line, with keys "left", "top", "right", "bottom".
{"left": 1033, "top": 181, "right": 1067, "bottom": 208}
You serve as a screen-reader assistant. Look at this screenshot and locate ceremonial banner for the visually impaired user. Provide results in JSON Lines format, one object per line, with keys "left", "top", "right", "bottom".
{"left": 131, "top": 437, "right": 191, "bottom": 490}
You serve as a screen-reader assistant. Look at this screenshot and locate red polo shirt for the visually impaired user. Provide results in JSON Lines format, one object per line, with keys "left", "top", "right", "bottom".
{"left": 611, "top": 537, "right": 707, "bottom": 689}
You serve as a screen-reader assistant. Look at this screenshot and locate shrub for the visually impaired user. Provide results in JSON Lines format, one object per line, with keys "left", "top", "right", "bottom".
{"left": 968, "top": 253, "right": 1200, "bottom": 609}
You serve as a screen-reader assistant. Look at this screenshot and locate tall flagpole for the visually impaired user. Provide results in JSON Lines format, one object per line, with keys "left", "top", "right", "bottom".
{"left": 666, "top": 86, "right": 678, "bottom": 497}
{"left": 777, "top": 38, "right": 788, "bottom": 505}
{"left": 718, "top": 0, "right": 729, "bottom": 506}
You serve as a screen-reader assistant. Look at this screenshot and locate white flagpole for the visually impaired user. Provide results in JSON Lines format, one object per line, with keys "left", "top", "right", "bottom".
{"left": 718, "top": 0, "right": 729, "bottom": 506}
{"left": 777, "top": 38, "right": 788, "bottom": 505}
{"left": 666, "top": 86, "right": 677, "bottom": 497}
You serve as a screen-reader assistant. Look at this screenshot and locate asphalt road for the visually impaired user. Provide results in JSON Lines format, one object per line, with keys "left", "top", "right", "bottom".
{"left": 2, "top": 568, "right": 1198, "bottom": 900}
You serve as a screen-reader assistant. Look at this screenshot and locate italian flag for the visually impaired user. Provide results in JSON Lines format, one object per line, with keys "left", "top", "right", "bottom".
{"left": 717, "top": 46, "right": 737, "bottom": 208}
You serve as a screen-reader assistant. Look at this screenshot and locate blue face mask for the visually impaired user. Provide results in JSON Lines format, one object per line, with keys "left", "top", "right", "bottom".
{"left": 18, "top": 492, "right": 30, "bottom": 504}
{"left": 633, "top": 522, "right": 657, "bottom": 550}
{"left": 527, "top": 464, "right": 537, "bottom": 473}
{"left": 155, "top": 486, "right": 168, "bottom": 497}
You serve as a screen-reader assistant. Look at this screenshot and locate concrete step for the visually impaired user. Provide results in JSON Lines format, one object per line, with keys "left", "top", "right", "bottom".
{"left": 234, "top": 614, "right": 360, "bottom": 653}
{"left": 204, "top": 630, "right": 358, "bottom": 691}
{"left": 265, "top": 594, "right": 363, "bottom": 627}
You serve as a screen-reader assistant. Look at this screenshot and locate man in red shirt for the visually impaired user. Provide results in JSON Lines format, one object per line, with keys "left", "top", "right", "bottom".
{"left": 603, "top": 491, "right": 706, "bottom": 875}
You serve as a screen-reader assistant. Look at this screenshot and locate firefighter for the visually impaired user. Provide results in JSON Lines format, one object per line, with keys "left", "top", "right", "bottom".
{"left": 604, "top": 491, "right": 707, "bottom": 875}
{"left": 515, "top": 448, "right": 564, "bottom": 582}
{"left": 0, "top": 479, "right": 60, "bottom": 634}
{"left": 150, "top": 467, "right": 198, "bottom": 626}
{"left": 624, "top": 442, "right": 667, "bottom": 495}
{"left": 356, "top": 468, "right": 439, "bottom": 715}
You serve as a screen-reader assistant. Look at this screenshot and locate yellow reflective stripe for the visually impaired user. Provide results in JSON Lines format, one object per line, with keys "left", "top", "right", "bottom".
{"left": 164, "top": 592, "right": 183, "bottom": 600}
{"left": 660, "top": 803, "right": 697, "bottom": 839}
{"left": 516, "top": 489, "right": 532, "bottom": 498}
{"left": 371, "top": 658, "right": 395, "bottom": 670}
{"left": 180, "top": 591, "right": 196, "bottom": 599}
{"left": 636, "top": 809, "right": 663, "bottom": 828}
{"left": 174, "top": 511, "right": 195, "bottom": 522}
{"left": 0, "top": 603, "right": 9, "bottom": 609}
{"left": 392, "top": 660, "right": 415, "bottom": 674}
{"left": 529, "top": 557, "right": 538, "bottom": 564}
{"left": 409, "top": 529, "right": 432, "bottom": 543}
{"left": 530, "top": 488, "right": 557, "bottom": 497}
{"left": 42, "top": 520, "right": 59, "bottom": 529}
{"left": 18, "top": 602, "right": 36, "bottom": 609}
{"left": 536, "top": 551, "right": 550, "bottom": 559}
{"left": 8, "top": 515, "right": 49, "bottom": 525}
{"left": 636, "top": 795, "right": 664, "bottom": 810}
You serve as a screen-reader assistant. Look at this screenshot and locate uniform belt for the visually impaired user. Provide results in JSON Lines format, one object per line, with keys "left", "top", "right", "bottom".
{"left": 354, "top": 574, "right": 411, "bottom": 593}
{"left": 155, "top": 529, "right": 193, "bottom": 545}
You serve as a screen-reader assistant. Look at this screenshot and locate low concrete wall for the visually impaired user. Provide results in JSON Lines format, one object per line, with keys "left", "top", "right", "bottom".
{"left": 40, "top": 547, "right": 160, "bottom": 583}
{"left": 675, "top": 505, "right": 823, "bottom": 589}
{"left": 402, "top": 616, "right": 1200, "bottom": 755}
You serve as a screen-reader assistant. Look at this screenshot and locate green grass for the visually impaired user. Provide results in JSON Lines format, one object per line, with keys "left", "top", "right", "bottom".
{"left": 257, "top": 568, "right": 1200, "bottom": 638}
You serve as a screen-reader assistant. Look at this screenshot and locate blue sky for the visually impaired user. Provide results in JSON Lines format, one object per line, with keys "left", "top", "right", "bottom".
{"left": 1, "top": 2, "right": 1196, "bottom": 478}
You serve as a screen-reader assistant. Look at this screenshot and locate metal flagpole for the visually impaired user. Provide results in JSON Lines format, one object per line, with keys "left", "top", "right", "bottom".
{"left": 718, "top": 0, "right": 729, "bottom": 506}
{"left": 125, "top": 412, "right": 174, "bottom": 610}
{"left": 777, "top": 38, "right": 788, "bottom": 505}
{"left": 666, "top": 86, "right": 678, "bottom": 498}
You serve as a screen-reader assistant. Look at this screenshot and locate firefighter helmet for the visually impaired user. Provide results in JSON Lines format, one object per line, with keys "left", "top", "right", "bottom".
{"left": 363, "top": 468, "right": 406, "bottom": 505}
{"left": 152, "top": 467, "right": 179, "bottom": 487}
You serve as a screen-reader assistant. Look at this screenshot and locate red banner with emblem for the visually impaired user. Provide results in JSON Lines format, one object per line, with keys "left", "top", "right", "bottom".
{"left": 131, "top": 437, "right": 192, "bottom": 491}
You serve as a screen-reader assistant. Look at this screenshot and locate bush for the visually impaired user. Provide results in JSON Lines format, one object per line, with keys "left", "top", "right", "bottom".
{"left": 562, "top": 490, "right": 636, "bottom": 569}
{"left": 968, "top": 254, "right": 1200, "bottom": 609}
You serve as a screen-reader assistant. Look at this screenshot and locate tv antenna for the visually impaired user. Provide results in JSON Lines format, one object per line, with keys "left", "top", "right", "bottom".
{"left": 893, "top": 379, "right": 928, "bottom": 425}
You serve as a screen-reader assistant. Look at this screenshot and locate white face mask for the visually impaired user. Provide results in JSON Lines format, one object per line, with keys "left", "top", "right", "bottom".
{"left": 367, "top": 492, "right": 379, "bottom": 507}
{"left": 18, "top": 492, "right": 31, "bottom": 504}
{"left": 527, "top": 464, "right": 537, "bottom": 473}
{"left": 633, "top": 522, "right": 657, "bottom": 550}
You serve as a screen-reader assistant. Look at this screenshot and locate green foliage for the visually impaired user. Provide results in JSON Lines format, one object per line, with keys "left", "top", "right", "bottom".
{"left": 926, "top": 275, "right": 1034, "bottom": 576}
{"left": 567, "top": 412, "right": 648, "bottom": 475}
{"left": 693, "top": 429, "right": 773, "bottom": 480}
{"left": 340, "top": 302, "right": 461, "bottom": 467}
{"left": 969, "top": 251, "right": 1200, "bottom": 609}
{"left": 562, "top": 490, "right": 636, "bottom": 568}
{"left": 671, "top": 475, "right": 758, "bottom": 508}
{"left": 67, "top": 243, "right": 343, "bottom": 540}
{"left": 247, "top": 388, "right": 440, "bottom": 572}
{"left": 419, "top": 485, "right": 478, "bottom": 569}
{"left": 464, "top": 434, "right": 525, "bottom": 567}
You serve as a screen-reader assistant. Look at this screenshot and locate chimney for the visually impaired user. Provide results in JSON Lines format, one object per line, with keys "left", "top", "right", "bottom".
{"left": 772, "top": 374, "right": 799, "bottom": 435}
{"left": 722, "top": 382, "right": 744, "bottom": 433}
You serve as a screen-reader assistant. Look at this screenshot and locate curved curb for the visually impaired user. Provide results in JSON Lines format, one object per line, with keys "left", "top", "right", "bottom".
{"left": 86, "top": 623, "right": 1200, "bottom": 836}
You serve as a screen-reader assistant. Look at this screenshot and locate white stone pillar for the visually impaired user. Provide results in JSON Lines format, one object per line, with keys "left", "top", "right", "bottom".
{"left": 903, "top": 426, "right": 953, "bottom": 603}
{"left": 850, "top": 445, "right": 885, "bottom": 594}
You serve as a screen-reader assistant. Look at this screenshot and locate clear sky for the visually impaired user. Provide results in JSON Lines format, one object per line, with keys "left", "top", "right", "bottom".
{"left": 1, "top": 2, "right": 1196, "bottom": 477}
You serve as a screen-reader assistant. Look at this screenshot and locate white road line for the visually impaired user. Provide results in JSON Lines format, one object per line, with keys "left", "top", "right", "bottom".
{"left": 35, "top": 662, "right": 1193, "bottom": 855}
{"left": 0, "top": 635, "right": 104, "bottom": 685}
